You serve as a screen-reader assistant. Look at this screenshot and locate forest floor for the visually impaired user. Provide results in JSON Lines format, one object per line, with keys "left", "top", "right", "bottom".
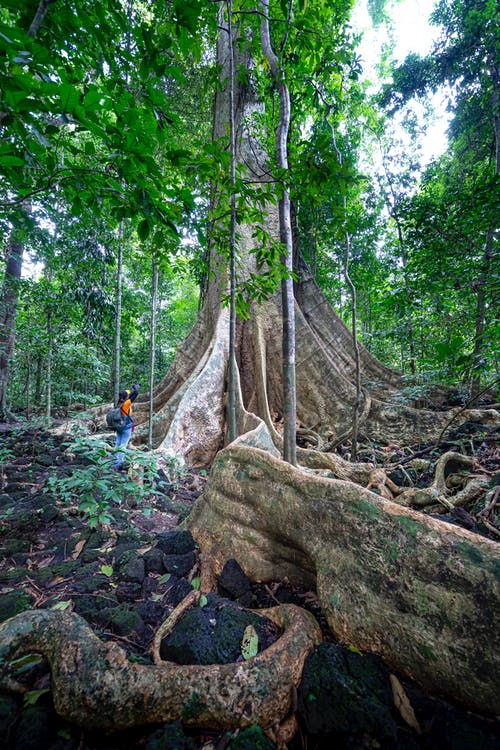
{"left": 0, "top": 419, "right": 498, "bottom": 750}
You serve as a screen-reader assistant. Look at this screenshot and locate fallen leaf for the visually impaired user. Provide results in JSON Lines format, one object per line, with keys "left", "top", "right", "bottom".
{"left": 390, "top": 674, "right": 421, "bottom": 734}
{"left": 71, "top": 539, "right": 86, "bottom": 559}
{"left": 46, "top": 576, "right": 65, "bottom": 588}
{"left": 241, "top": 624, "right": 259, "bottom": 660}
{"left": 51, "top": 599, "right": 73, "bottom": 611}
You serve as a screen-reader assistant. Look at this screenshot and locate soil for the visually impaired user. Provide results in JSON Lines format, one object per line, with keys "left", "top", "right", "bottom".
{"left": 0, "top": 421, "right": 498, "bottom": 750}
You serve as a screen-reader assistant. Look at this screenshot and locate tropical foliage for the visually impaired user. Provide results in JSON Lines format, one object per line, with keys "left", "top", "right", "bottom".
{"left": 0, "top": 0, "right": 498, "bottom": 415}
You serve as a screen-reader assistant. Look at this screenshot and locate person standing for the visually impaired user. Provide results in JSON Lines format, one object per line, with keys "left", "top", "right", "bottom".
{"left": 113, "top": 383, "right": 140, "bottom": 469}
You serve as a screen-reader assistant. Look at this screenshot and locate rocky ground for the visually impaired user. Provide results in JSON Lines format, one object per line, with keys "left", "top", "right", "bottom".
{"left": 0, "top": 422, "right": 498, "bottom": 750}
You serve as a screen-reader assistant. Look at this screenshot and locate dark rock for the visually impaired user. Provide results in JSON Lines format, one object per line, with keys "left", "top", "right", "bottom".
{"left": 142, "top": 575, "right": 160, "bottom": 598}
{"left": 94, "top": 604, "right": 145, "bottom": 637}
{"left": 163, "top": 576, "right": 193, "bottom": 607}
{"left": 0, "top": 694, "right": 18, "bottom": 746}
{"left": 449, "top": 421, "right": 487, "bottom": 439}
{"left": 72, "top": 594, "right": 119, "bottom": 621}
{"left": 388, "top": 467, "right": 417, "bottom": 487}
{"left": 137, "top": 600, "right": 166, "bottom": 626}
{"left": 0, "top": 590, "right": 34, "bottom": 623}
{"left": 116, "top": 582, "right": 143, "bottom": 602}
{"left": 162, "top": 551, "right": 196, "bottom": 577}
{"left": 144, "top": 720, "right": 195, "bottom": 749}
{"left": 297, "top": 642, "right": 397, "bottom": 741}
{"left": 118, "top": 551, "right": 146, "bottom": 583}
{"left": 143, "top": 547, "right": 167, "bottom": 574}
{"left": 217, "top": 558, "right": 254, "bottom": 607}
{"left": 405, "top": 685, "right": 500, "bottom": 750}
{"left": 14, "top": 703, "right": 53, "bottom": 750}
{"left": 36, "top": 454, "right": 53, "bottom": 467}
{"left": 159, "top": 598, "right": 281, "bottom": 665}
{"left": 156, "top": 530, "right": 195, "bottom": 556}
{"left": 227, "top": 726, "right": 275, "bottom": 749}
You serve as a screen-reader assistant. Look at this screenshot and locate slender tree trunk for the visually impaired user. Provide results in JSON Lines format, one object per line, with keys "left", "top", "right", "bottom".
{"left": 26, "top": 353, "right": 31, "bottom": 417}
{"left": 378, "top": 152, "right": 416, "bottom": 375}
{"left": 490, "top": 57, "right": 500, "bottom": 174}
{"left": 113, "top": 221, "right": 124, "bottom": 402}
{"left": 148, "top": 261, "right": 159, "bottom": 450}
{"left": 35, "top": 353, "right": 42, "bottom": 406}
{"left": 28, "top": 0, "right": 57, "bottom": 37}
{"left": 0, "top": 242, "right": 24, "bottom": 413}
{"left": 397, "top": 223, "right": 416, "bottom": 375}
{"left": 343, "top": 230, "right": 361, "bottom": 459}
{"left": 227, "top": 0, "right": 238, "bottom": 443}
{"left": 260, "top": 0, "right": 296, "bottom": 466}
{"left": 46, "top": 308, "right": 52, "bottom": 423}
{"left": 471, "top": 225, "right": 494, "bottom": 396}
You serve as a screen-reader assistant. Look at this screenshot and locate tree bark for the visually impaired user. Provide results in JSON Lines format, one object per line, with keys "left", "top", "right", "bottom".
{"left": 148, "top": 260, "right": 159, "bottom": 449}
{"left": 260, "top": 0, "right": 297, "bottom": 465}
{"left": 112, "top": 221, "right": 124, "bottom": 403}
{"left": 471, "top": 224, "right": 494, "bottom": 396}
{"left": 227, "top": 0, "right": 238, "bottom": 444}
{"left": 189, "top": 436, "right": 500, "bottom": 717}
{"left": 0, "top": 242, "right": 24, "bottom": 413}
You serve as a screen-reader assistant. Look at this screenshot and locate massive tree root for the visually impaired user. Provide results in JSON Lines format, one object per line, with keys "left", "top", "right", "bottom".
{"left": 0, "top": 604, "right": 321, "bottom": 731}
{"left": 188, "top": 436, "right": 500, "bottom": 717}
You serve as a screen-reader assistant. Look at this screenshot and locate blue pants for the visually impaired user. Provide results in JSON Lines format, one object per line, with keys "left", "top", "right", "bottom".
{"left": 114, "top": 425, "right": 133, "bottom": 467}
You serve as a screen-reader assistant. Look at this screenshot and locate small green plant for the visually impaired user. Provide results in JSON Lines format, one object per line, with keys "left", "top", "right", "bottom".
{"left": 159, "top": 452, "right": 188, "bottom": 489}
{"left": 45, "top": 434, "right": 164, "bottom": 528}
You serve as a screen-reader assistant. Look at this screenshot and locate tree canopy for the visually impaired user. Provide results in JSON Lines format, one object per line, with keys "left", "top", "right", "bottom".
{"left": 0, "top": 0, "right": 498, "bottom": 414}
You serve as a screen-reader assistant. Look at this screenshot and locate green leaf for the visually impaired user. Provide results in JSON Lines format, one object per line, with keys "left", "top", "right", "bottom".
{"left": 51, "top": 600, "right": 73, "bottom": 611}
{"left": 23, "top": 689, "right": 50, "bottom": 707}
{"left": 347, "top": 643, "right": 363, "bottom": 655}
{"left": 59, "top": 83, "right": 80, "bottom": 113}
{"left": 158, "top": 573, "right": 171, "bottom": 584}
{"left": 241, "top": 624, "right": 259, "bottom": 660}
{"left": 138, "top": 218, "right": 150, "bottom": 240}
{"left": 199, "top": 594, "right": 208, "bottom": 608}
{"left": 0, "top": 155, "right": 25, "bottom": 167}
{"left": 83, "top": 88, "right": 103, "bottom": 110}
{"left": 100, "top": 564, "right": 114, "bottom": 577}
{"left": 191, "top": 576, "right": 201, "bottom": 590}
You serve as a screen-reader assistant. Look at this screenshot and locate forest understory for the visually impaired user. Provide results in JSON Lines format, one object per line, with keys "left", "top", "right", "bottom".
{"left": 0, "top": 411, "right": 498, "bottom": 750}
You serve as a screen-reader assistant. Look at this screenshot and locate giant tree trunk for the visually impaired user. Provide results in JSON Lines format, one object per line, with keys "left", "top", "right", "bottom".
{"left": 38, "top": 10, "right": 498, "bottom": 732}
{"left": 130, "top": 17, "right": 500, "bottom": 720}
{"left": 131, "top": 19, "right": 493, "bottom": 469}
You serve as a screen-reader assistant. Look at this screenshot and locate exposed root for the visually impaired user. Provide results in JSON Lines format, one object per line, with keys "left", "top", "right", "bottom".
{"left": 478, "top": 486, "right": 500, "bottom": 521}
{"left": 365, "top": 468, "right": 403, "bottom": 500}
{"left": 0, "top": 606, "right": 322, "bottom": 732}
{"left": 397, "top": 450, "right": 491, "bottom": 510}
{"left": 151, "top": 589, "right": 200, "bottom": 665}
{"left": 189, "top": 440, "right": 500, "bottom": 716}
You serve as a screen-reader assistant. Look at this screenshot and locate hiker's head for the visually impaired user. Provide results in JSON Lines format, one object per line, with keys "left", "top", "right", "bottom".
{"left": 118, "top": 389, "right": 128, "bottom": 402}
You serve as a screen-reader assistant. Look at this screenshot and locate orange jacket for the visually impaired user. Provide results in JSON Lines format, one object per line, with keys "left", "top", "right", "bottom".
{"left": 119, "top": 386, "right": 139, "bottom": 421}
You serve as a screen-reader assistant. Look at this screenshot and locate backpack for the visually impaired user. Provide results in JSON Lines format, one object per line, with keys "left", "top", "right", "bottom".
{"left": 106, "top": 406, "right": 131, "bottom": 433}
